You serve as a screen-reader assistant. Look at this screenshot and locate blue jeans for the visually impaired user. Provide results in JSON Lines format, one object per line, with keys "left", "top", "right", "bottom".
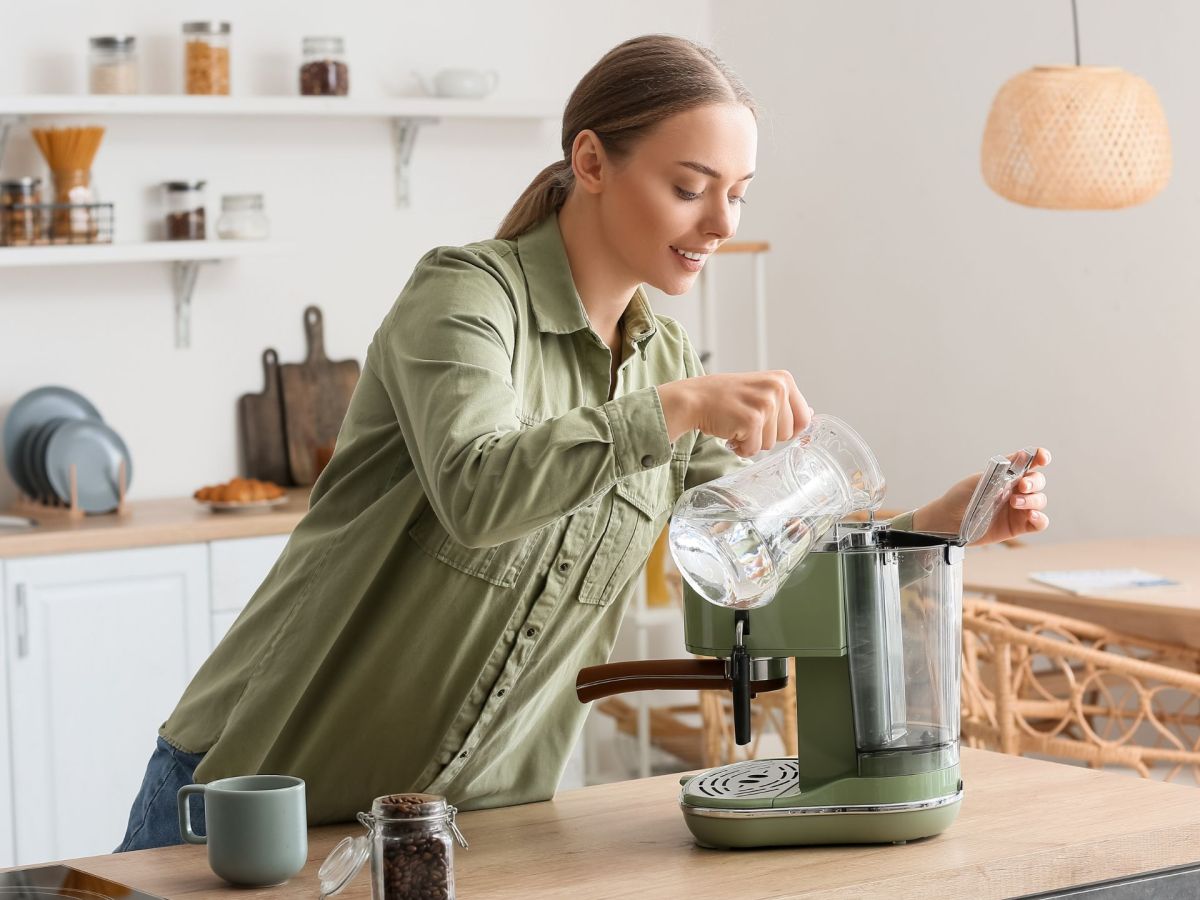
{"left": 114, "top": 737, "right": 207, "bottom": 852}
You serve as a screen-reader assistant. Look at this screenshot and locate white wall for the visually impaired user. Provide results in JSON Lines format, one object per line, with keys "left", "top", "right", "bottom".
{"left": 710, "top": 1, "right": 1200, "bottom": 541}
{"left": 0, "top": 1, "right": 710, "bottom": 503}
{"left": 5, "top": 1, "right": 1196, "bottom": 546}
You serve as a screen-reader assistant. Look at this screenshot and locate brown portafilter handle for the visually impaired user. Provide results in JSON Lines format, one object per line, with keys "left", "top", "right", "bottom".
{"left": 575, "top": 657, "right": 788, "bottom": 704}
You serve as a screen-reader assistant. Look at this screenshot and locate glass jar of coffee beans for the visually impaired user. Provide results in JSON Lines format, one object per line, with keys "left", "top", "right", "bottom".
{"left": 318, "top": 793, "right": 468, "bottom": 900}
{"left": 163, "top": 181, "right": 207, "bottom": 240}
{"left": 299, "top": 36, "right": 349, "bottom": 95}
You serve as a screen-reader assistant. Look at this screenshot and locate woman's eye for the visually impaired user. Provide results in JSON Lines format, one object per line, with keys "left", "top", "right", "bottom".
{"left": 675, "top": 187, "right": 702, "bottom": 201}
{"left": 730, "top": 195, "right": 748, "bottom": 206}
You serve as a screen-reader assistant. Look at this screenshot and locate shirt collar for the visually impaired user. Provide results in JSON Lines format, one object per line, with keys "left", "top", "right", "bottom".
{"left": 516, "top": 213, "right": 659, "bottom": 350}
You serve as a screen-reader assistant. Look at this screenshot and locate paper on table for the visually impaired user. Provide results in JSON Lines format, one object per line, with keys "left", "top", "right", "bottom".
{"left": 1029, "top": 568, "right": 1180, "bottom": 595}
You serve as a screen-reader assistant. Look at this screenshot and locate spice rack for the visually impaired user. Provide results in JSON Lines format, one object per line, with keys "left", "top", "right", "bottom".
{"left": 12, "top": 459, "right": 129, "bottom": 520}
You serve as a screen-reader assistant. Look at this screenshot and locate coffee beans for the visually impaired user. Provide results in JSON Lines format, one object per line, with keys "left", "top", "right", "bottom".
{"left": 371, "top": 793, "right": 456, "bottom": 900}
{"left": 300, "top": 60, "right": 349, "bottom": 96}
{"left": 167, "top": 207, "right": 205, "bottom": 240}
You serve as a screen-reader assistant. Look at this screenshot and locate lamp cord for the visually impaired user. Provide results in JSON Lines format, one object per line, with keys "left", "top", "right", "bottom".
{"left": 1071, "top": 0, "right": 1082, "bottom": 65}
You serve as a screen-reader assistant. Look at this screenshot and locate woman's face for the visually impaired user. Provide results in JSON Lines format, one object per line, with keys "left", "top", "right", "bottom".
{"left": 596, "top": 102, "right": 757, "bottom": 296}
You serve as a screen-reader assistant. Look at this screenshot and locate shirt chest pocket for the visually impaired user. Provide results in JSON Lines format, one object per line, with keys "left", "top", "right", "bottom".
{"left": 578, "top": 464, "right": 673, "bottom": 606}
{"left": 408, "top": 505, "right": 541, "bottom": 588}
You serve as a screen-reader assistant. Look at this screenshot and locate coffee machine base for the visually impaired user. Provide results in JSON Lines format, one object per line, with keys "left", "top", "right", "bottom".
{"left": 679, "top": 758, "right": 963, "bottom": 849}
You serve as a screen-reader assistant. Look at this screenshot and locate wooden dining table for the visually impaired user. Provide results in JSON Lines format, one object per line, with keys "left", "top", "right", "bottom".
{"left": 962, "top": 536, "right": 1200, "bottom": 649}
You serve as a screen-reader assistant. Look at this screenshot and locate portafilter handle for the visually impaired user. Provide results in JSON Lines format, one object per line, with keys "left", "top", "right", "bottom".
{"left": 575, "top": 658, "right": 789, "bottom": 704}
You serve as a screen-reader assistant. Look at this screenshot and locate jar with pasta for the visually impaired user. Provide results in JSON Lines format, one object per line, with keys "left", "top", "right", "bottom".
{"left": 183, "top": 21, "right": 230, "bottom": 95}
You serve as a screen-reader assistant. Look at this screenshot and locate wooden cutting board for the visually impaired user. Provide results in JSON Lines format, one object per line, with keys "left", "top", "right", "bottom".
{"left": 237, "top": 348, "right": 293, "bottom": 485}
{"left": 278, "top": 305, "right": 361, "bottom": 485}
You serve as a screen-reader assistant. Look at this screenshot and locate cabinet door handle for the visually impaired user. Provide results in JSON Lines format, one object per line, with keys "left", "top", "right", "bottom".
{"left": 15, "top": 583, "right": 29, "bottom": 659}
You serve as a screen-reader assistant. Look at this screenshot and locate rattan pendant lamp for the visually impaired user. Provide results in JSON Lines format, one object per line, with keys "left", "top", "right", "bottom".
{"left": 981, "top": 0, "right": 1172, "bottom": 210}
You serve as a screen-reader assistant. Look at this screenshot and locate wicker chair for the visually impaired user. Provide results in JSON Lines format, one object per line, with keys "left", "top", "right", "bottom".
{"left": 961, "top": 597, "right": 1200, "bottom": 782}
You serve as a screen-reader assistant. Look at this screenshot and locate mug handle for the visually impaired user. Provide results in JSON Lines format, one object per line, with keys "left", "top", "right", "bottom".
{"left": 177, "top": 784, "right": 207, "bottom": 845}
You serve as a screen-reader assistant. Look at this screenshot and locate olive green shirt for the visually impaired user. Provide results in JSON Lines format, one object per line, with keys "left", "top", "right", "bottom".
{"left": 162, "top": 213, "right": 913, "bottom": 824}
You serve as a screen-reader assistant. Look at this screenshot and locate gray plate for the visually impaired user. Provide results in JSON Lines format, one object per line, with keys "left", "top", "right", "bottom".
{"left": 44, "top": 419, "right": 132, "bottom": 513}
{"left": 3, "top": 387, "right": 102, "bottom": 497}
{"left": 25, "top": 418, "right": 69, "bottom": 504}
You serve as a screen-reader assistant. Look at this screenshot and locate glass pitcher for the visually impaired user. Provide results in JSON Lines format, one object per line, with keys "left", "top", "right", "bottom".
{"left": 669, "top": 414, "right": 886, "bottom": 609}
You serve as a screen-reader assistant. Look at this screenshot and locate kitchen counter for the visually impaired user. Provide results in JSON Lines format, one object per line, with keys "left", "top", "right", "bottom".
{"left": 9, "top": 748, "right": 1200, "bottom": 899}
{"left": 0, "top": 489, "right": 309, "bottom": 558}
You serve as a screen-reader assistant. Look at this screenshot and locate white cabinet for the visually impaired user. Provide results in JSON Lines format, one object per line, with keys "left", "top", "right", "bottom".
{"left": 2, "top": 544, "right": 210, "bottom": 865}
{"left": 0, "top": 560, "right": 12, "bottom": 868}
{"left": 209, "top": 534, "right": 288, "bottom": 645}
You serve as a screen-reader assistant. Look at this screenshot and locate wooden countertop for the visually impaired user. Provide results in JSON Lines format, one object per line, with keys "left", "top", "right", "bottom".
{"left": 0, "top": 489, "right": 309, "bottom": 558}
{"left": 18, "top": 749, "right": 1200, "bottom": 899}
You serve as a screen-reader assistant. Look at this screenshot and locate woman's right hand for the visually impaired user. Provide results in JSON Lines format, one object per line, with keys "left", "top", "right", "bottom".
{"left": 657, "top": 370, "right": 814, "bottom": 458}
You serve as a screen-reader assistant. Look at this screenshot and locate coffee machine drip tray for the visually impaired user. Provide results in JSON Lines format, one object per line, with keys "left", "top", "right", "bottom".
{"left": 0, "top": 866, "right": 165, "bottom": 900}
{"left": 687, "top": 759, "right": 800, "bottom": 801}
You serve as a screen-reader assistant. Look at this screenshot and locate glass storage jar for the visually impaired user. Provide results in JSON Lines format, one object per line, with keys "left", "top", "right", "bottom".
{"left": 299, "top": 36, "right": 349, "bottom": 95}
{"left": 163, "top": 180, "right": 207, "bottom": 240}
{"left": 216, "top": 193, "right": 270, "bottom": 240}
{"left": 183, "top": 21, "right": 230, "bottom": 95}
{"left": 0, "top": 177, "right": 44, "bottom": 246}
{"left": 319, "top": 793, "right": 468, "bottom": 900}
{"left": 89, "top": 35, "right": 139, "bottom": 94}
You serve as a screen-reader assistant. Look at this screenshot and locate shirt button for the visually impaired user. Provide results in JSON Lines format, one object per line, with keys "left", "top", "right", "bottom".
{"left": 459, "top": 751, "right": 468, "bottom": 760}
{"left": 558, "top": 561, "right": 570, "bottom": 572}
{"left": 525, "top": 627, "right": 537, "bottom": 638}
{"left": 641, "top": 454, "right": 654, "bottom": 468}
{"left": 496, "top": 689, "right": 506, "bottom": 698}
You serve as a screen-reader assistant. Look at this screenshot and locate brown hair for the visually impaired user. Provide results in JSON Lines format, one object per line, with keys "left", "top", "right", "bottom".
{"left": 495, "top": 35, "right": 756, "bottom": 240}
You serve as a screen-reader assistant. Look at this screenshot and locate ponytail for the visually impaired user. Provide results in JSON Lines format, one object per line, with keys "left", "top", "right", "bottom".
{"left": 495, "top": 159, "right": 573, "bottom": 241}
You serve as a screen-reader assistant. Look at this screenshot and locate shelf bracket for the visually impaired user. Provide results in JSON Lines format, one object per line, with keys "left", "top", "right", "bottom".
{"left": 171, "top": 259, "right": 212, "bottom": 349}
{"left": 391, "top": 116, "right": 438, "bottom": 208}
{"left": 0, "top": 115, "right": 25, "bottom": 167}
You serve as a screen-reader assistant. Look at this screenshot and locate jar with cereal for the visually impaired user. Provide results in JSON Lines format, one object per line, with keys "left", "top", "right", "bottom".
{"left": 183, "top": 21, "right": 230, "bottom": 95}
{"left": 318, "top": 793, "right": 468, "bottom": 900}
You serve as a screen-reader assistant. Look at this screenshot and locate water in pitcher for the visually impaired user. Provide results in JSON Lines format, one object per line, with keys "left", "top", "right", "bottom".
{"left": 669, "top": 506, "right": 841, "bottom": 609}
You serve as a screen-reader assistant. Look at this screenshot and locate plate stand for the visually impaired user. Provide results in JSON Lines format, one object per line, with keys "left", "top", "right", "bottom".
{"left": 12, "top": 460, "right": 128, "bottom": 519}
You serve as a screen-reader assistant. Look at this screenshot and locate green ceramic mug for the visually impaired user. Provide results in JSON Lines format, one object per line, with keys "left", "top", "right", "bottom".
{"left": 177, "top": 774, "right": 308, "bottom": 886}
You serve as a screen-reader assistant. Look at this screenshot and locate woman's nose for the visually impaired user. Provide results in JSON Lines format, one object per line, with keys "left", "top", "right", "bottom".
{"left": 702, "top": 197, "right": 737, "bottom": 240}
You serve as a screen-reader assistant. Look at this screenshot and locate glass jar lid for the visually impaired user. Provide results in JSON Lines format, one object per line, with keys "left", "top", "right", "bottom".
{"left": 89, "top": 35, "right": 137, "bottom": 49}
{"left": 182, "top": 21, "right": 231, "bottom": 35}
{"left": 221, "top": 193, "right": 263, "bottom": 211}
{"left": 163, "top": 180, "right": 207, "bottom": 192}
{"left": 302, "top": 36, "right": 345, "bottom": 55}
{"left": 317, "top": 831, "right": 371, "bottom": 899}
{"left": 1, "top": 177, "right": 42, "bottom": 190}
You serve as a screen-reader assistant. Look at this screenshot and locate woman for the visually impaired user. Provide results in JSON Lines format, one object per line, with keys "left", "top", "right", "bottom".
{"left": 117, "top": 34, "right": 1050, "bottom": 851}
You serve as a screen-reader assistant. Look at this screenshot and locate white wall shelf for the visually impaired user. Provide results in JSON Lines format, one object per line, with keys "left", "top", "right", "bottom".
{"left": 0, "top": 240, "right": 290, "bottom": 348}
{"left": 0, "top": 94, "right": 561, "bottom": 206}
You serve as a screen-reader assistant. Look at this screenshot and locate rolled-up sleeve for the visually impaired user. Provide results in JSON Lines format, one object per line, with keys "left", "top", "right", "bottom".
{"left": 370, "top": 247, "right": 672, "bottom": 548}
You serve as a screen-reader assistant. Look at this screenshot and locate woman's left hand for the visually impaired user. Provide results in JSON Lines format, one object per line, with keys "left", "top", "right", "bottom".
{"left": 913, "top": 447, "right": 1052, "bottom": 546}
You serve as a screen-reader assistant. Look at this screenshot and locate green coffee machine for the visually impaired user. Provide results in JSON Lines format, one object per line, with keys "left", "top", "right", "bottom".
{"left": 576, "top": 416, "right": 1035, "bottom": 849}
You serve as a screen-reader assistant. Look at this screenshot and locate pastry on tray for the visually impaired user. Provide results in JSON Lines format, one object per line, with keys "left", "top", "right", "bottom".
{"left": 194, "top": 477, "right": 287, "bottom": 510}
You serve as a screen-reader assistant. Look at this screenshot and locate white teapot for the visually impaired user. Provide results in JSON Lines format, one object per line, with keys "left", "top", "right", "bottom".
{"left": 414, "top": 68, "right": 499, "bottom": 99}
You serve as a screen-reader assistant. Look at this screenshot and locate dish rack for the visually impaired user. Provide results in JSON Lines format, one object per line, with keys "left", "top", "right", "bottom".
{"left": 12, "top": 459, "right": 128, "bottom": 519}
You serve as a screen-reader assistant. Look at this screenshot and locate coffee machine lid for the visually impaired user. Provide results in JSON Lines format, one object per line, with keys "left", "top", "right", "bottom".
{"left": 957, "top": 447, "right": 1038, "bottom": 544}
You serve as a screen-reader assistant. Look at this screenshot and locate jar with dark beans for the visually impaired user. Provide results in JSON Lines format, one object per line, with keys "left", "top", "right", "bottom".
{"left": 300, "top": 36, "right": 349, "bottom": 96}
{"left": 318, "top": 792, "right": 467, "bottom": 900}
{"left": 163, "top": 181, "right": 206, "bottom": 240}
